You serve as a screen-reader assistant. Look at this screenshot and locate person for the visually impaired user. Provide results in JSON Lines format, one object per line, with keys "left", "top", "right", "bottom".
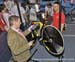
{"left": 52, "top": 2, "right": 65, "bottom": 31}
{"left": 0, "top": 4, "right": 8, "bottom": 32}
{"left": 7, "top": 15, "right": 34, "bottom": 62}
{"left": 29, "top": 0, "right": 36, "bottom": 4}
{"left": 10, "top": 2, "right": 27, "bottom": 25}
{"left": 2, "top": 8, "right": 12, "bottom": 31}
{"left": 44, "top": 3, "right": 53, "bottom": 25}
{"left": 1, "top": 4, "right": 13, "bottom": 31}
{"left": 45, "top": 3, "right": 53, "bottom": 18}
{"left": 4, "top": 0, "right": 14, "bottom": 11}
{"left": 29, "top": 5, "right": 38, "bottom": 22}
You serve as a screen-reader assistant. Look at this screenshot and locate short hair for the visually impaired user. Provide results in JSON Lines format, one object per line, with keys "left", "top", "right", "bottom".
{"left": 0, "top": 4, "right": 6, "bottom": 12}
{"left": 54, "top": 2, "right": 60, "bottom": 5}
{"left": 46, "top": 3, "right": 52, "bottom": 6}
{"left": 3, "top": 0, "right": 8, "bottom": 1}
{"left": 9, "top": 15, "right": 20, "bottom": 26}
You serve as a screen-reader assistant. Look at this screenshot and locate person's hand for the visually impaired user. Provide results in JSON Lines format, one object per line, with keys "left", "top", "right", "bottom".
{"left": 28, "top": 41, "right": 34, "bottom": 47}
{"left": 28, "top": 25, "right": 35, "bottom": 32}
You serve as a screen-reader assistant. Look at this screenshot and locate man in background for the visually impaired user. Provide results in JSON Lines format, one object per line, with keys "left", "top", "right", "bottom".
{"left": 45, "top": 3, "right": 53, "bottom": 18}
{"left": 4, "top": 0, "right": 14, "bottom": 11}
{"left": 0, "top": 4, "right": 8, "bottom": 32}
{"left": 45, "top": 3, "right": 53, "bottom": 24}
{"left": 29, "top": 5, "right": 38, "bottom": 22}
{"left": 10, "top": 2, "right": 27, "bottom": 26}
{"left": 52, "top": 2, "right": 65, "bottom": 31}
